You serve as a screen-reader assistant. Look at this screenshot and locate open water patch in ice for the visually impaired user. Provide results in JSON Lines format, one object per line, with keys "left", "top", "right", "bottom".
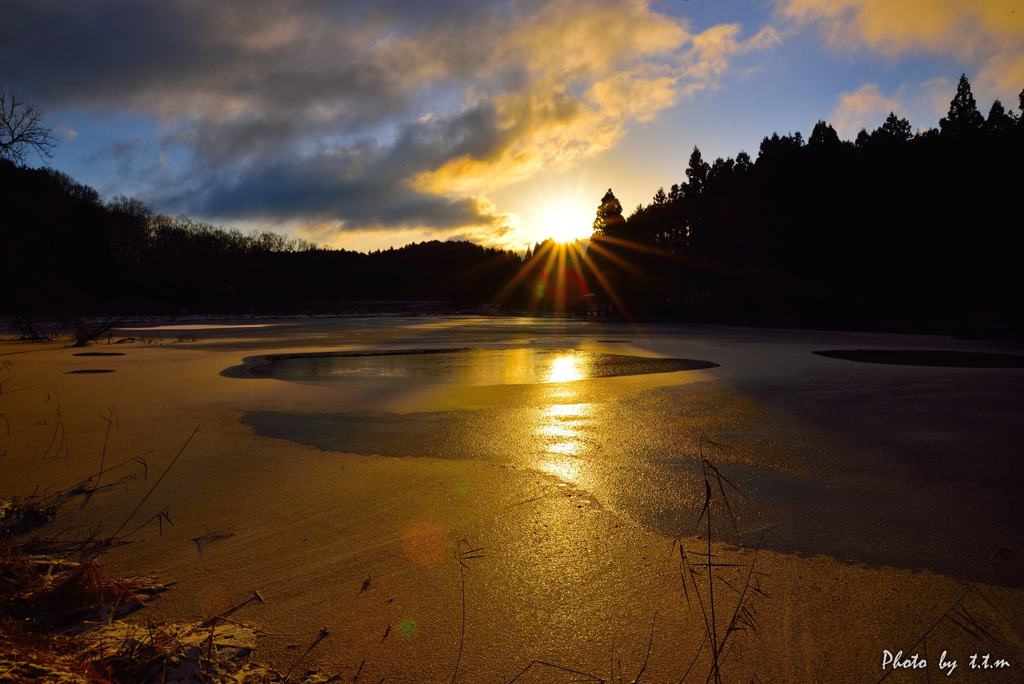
{"left": 226, "top": 347, "right": 718, "bottom": 387}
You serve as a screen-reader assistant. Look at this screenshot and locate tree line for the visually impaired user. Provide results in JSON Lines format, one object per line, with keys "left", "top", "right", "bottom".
{"left": 0, "top": 159, "right": 528, "bottom": 329}
{"left": 2, "top": 74, "right": 1021, "bottom": 336}
{"left": 587, "top": 75, "right": 1024, "bottom": 335}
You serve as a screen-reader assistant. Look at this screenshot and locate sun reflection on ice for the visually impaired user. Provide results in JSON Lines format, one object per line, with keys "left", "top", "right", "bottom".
{"left": 532, "top": 395, "right": 596, "bottom": 485}
{"left": 546, "top": 352, "right": 585, "bottom": 383}
{"left": 536, "top": 403, "right": 589, "bottom": 450}
{"left": 545, "top": 403, "right": 588, "bottom": 418}
{"left": 538, "top": 455, "right": 581, "bottom": 481}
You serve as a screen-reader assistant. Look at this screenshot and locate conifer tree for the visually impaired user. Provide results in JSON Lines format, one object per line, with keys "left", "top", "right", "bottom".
{"left": 939, "top": 74, "right": 985, "bottom": 137}
{"left": 985, "top": 99, "right": 1015, "bottom": 132}
{"left": 809, "top": 120, "right": 841, "bottom": 148}
{"left": 685, "top": 146, "right": 710, "bottom": 196}
{"left": 874, "top": 112, "right": 913, "bottom": 144}
{"left": 592, "top": 189, "right": 625, "bottom": 236}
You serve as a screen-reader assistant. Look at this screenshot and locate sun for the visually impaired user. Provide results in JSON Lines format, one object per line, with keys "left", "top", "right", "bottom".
{"left": 538, "top": 204, "right": 592, "bottom": 244}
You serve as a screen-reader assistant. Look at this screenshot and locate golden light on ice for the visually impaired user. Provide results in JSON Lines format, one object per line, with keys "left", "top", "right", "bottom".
{"left": 546, "top": 353, "right": 585, "bottom": 384}
{"left": 401, "top": 520, "right": 447, "bottom": 567}
{"left": 544, "top": 403, "right": 588, "bottom": 418}
{"left": 532, "top": 400, "right": 596, "bottom": 483}
{"left": 539, "top": 455, "right": 581, "bottom": 480}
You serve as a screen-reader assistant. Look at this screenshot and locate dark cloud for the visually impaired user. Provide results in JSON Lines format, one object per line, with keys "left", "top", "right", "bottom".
{"left": 83, "top": 137, "right": 149, "bottom": 165}
{"left": 0, "top": 0, "right": 518, "bottom": 131}
{"left": 176, "top": 103, "right": 511, "bottom": 231}
{"left": 192, "top": 153, "right": 502, "bottom": 232}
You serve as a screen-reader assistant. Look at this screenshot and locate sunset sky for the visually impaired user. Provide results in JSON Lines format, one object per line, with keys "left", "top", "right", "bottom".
{"left": 2, "top": 0, "right": 1022, "bottom": 253}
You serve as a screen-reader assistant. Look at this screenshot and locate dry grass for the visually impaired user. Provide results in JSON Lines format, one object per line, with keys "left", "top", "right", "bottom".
{"left": 672, "top": 439, "right": 770, "bottom": 684}
{"left": 0, "top": 376, "right": 276, "bottom": 683}
{"left": 0, "top": 525, "right": 167, "bottom": 683}
{"left": 0, "top": 503, "right": 282, "bottom": 684}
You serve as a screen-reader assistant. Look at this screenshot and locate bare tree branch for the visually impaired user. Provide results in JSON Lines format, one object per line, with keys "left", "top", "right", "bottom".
{"left": 0, "top": 84, "right": 61, "bottom": 166}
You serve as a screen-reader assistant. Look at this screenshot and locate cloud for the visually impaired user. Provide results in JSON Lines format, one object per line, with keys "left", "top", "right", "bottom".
{"left": 0, "top": 0, "right": 780, "bottom": 249}
{"left": 58, "top": 123, "right": 79, "bottom": 141}
{"left": 412, "top": 15, "right": 781, "bottom": 199}
{"left": 293, "top": 196, "right": 522, "bottom": 253}
{"left": 829, "top": 78, "right": 953, "bottom": 138}
{"left": 830, "top": 83, "right": 901, "bottom": 138}
{"left": 775, "top": 0, "right": 1024, "bottom": 97}
{"left": 685, "top": 23, "right": 783, "bottom": 82}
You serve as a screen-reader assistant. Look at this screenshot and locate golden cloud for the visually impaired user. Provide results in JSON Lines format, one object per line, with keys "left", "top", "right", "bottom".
{"left": 829, "top": 79, "right": 957, "bottom": 139}
{"left": 777, "top": 0, "right": 1024, "bottom": 93}
{"left": 295, "top": 195, "right": 526, "bottom": 252}
{"left": 588, "top": 70, "right": 680, "bottom": 123}
{"left": 413, "top": 2, "right": 779, "bottom": 199}
{"left": 515, "top": 0, "right": 688, "bottom": 77}
{"left": 830, "top": 83, "right": 902, "bottom": 138}
{"left": 412, "top": 70, "right": 680, "bottom": 197}
{"left": 686, "top": 23, "right": 783, "bottom": 81}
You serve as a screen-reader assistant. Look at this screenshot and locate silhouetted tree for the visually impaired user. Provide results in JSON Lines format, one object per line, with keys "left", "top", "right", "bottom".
{"left": 0, "top": 84, "right": 60, "bottom": 165}
{"left": 592, "top": 189, "right": 625, "bottom": 236}
{"left": 106, "top": 195, "right": 152, "bottom": 269}
{"left": 808, "top": 120, "right": 841, "bottom": 148}
{"left": 49, "top": 169, "right": 101, "bottom": 205}
{"left": 758, "top": 132, "right": 804, "bottom": 162}
{"left": 940, "top": 74, "right": 985, "bottom": 137}
{"left": 985, "top": 99, "right": 1015, "bottom": 132}
{"left": 685, "top": 146, "right": 710, "bottom": 196}
{"left": 707, "top": 157, "right": 735, "bottom": 185}
{"left": 873, "top": 111, "right": 913, "bottom": 144}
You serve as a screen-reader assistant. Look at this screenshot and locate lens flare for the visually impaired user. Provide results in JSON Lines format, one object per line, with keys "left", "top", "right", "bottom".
{"left": 399, "top": 618, "right": 418, "bottom": 638}
{"left": 401, "top": 520, "right": 448, "bottom": 567}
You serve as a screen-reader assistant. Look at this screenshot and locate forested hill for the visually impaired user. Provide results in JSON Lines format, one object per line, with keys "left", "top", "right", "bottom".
{"left": 0, "top": 160, "right": 524, "bottom": 317}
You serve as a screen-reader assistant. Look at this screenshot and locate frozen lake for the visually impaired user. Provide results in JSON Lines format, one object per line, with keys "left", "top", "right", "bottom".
{"left": 214, "top": 317, "right": 1024, "bottom": 585}
{"left": 5, "top": 316, "right": 1023, "bottom": 680}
